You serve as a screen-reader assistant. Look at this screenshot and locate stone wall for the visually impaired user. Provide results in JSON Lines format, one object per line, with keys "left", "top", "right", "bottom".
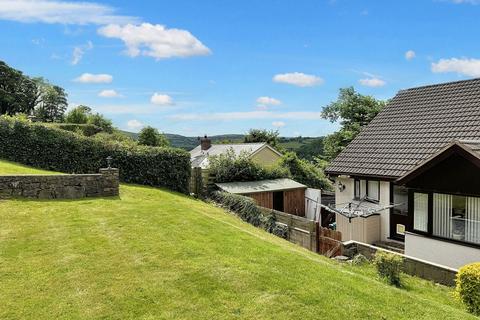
{"left": 343, "top": 240, "right": 458, "bottom": 286}
{"left": 0, "top": 168, "right": 119, "bottom": 199}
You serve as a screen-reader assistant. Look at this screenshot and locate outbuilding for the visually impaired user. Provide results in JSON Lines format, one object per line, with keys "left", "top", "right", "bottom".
{"left": 216, "top": 178, "right": 307, "bottom": 216}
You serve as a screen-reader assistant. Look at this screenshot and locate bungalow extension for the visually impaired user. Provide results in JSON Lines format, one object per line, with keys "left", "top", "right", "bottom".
{"left": 325, "top": 78, "right": 480, "bottom": 269}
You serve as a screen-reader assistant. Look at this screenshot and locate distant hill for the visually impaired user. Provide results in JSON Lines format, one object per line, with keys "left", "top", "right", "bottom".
{"left": 120, "top": 131, "right": 324, "bottom": 159}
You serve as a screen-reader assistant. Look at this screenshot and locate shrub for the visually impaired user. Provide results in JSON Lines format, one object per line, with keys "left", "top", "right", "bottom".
{"left": 48, "top": 123, "right": 103, "bottom": 137}
{"left": 209, "top": 149, "right": 290, "bottom": 183}
{"left": 455, "top": 262, "right": 480, "bottom": 315}
{"left": 211, "top": 191, "right": 263, "bottom": 227}
{"left": 352, "top": 254, "right": 369, "bottom": 266}
{"left": 0, "top": 116, "right": 191, "bottom": 193}
{"left": 373, "top": 251, "right": 403, "bottom": 287}
{"left": 280, "top": 152, "right": 332, "bottom": 190}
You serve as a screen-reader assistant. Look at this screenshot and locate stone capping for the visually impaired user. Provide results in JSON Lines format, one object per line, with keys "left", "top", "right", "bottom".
{"left": 0, "top": 168, "right": 119, "bottom": 199}
{"left": 343, "top": 240, "right": 458, "bottom": 286}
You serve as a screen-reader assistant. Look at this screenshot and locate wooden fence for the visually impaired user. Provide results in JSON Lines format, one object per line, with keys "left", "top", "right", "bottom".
{"left": 318, "top": 227, "right": 342, "bottom": 257}
{"left": 259, "top": 207, "right": 318, "bottom": 252}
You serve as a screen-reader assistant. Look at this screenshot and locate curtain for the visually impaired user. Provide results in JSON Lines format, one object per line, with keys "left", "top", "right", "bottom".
{"left": 413, "top": 193, "right": 428, "bottom": 232}
{"left": 466, "top": 197, "right": 480, "bottom": 244}
{"left": 433, "top": 193, "right": 452, "bottom": 239}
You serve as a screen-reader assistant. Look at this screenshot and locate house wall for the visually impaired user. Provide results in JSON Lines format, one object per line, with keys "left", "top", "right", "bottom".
{"left": 251, "top": 147, "right": 281, "bottom": 166}
{"left": 405, "top": 232, "right": 480, "bottom": 269}
{"left": 334, "top": 176, "right": 390, "bottom": 242}
{"left": 336, "top": 213, "right": 381, "bottom": 243}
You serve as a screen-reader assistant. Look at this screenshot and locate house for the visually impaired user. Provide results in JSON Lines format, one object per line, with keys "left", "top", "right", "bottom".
{"left": 325, "top": 78, "right": 480, "bottom": 269}
{"left": 190, "top": 135, "right": 283, "bottom": 169}
{"left": 216, "top": 178, "right": 307, "bottom": 216}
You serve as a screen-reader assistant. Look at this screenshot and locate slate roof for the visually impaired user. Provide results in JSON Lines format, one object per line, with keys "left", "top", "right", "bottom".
{"left": 190, "top": 143, "right": 280, "bottom": 169}
{"left": 216, "top": 178, "right": 306, "bottom": 194}
{"left": 325, "top": 78, "right": 480, "bottom": 179}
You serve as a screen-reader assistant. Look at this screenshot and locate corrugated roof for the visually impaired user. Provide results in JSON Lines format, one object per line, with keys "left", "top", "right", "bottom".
{"left": 216, "top": 178, "right": 306, "bottom": 194}
{"left": 325, "top": 78, "right": 480, "bottom": 178}
{"left": 190, "top": 143, "right": 272, "bottom": 169}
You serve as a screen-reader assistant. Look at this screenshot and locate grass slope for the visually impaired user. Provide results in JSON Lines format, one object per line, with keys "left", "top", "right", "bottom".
{"left": 0, "top": 160, "right": 473, "bottom": 319}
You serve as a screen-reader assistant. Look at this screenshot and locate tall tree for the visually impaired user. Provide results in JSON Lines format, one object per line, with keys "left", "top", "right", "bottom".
{"left": 34, "top": 84, "right": 68, "bottom": 122}
{"left": 0, "top": 61, "right": 37, "bottom": 115}
{"left": 321, "top": 87, "right": 386, "bottom": 160}
{"left": 244, "top": 129, "right": 280, "bottom": 148}
{"left": 65, "top": 105, "right": 91, "bottom": 124}
{"left": 138, "top": 126, "right": 169, "bottom": 147}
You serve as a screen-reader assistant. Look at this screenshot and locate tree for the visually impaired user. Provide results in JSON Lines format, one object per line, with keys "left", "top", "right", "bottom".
{"left": 88, "top": 112, "right": 114, "bottom": 133}
{"left": 0, "top": 61, "right": 37, "bottom": 115}
{"left": 65, "top": 105, "right": 91, "bottom": 124}
{"left": 138, "top": 126, "right": 169, "bottom": 147}
{"left": 280, "top": 152, "right": 332, "bottom": 190}
{"left": 321, "top": 87, "right": 386, "bottom": 160}
{"left": 34, "top": 85, "right": 68, "bottom": 122}
{"left": 244, "top": 129, "right": 280, "bottom": 148}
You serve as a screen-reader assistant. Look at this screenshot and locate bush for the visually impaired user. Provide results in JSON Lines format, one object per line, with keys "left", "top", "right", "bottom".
{"left": 209, "top": 149, "right": 290, "bottom": 183}
{"left": 352, "top": 254, "right": 369, "bottom": 266}
{"left": 211, "top": 191, "right": 264, "bottom": 227}
{"left": 455, "top": 262, "right": 480, "bottom": 315}
{"left": 0, "top": 116, "right": 191, "bottom": 193}
{"left": 280, "top": 152, "right": 332, "bottom": 190}
{"left": 373, "top": 251, "right": 403, "bottom": 287}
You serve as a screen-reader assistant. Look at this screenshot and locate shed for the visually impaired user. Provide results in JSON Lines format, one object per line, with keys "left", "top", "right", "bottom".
{"left": 216, "top": 178, "right": 307, "bottom": 216}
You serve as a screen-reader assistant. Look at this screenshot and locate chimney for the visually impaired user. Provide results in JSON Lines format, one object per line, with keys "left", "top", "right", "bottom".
{"left": 200, "top": 135, "right": 211, "bottom": 151}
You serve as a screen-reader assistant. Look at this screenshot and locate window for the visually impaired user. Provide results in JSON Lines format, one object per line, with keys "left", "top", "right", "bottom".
{"left": 366, "top": 180, "right": 379, "bottom": 202}
{"left": 354, "top": 179, "right": 360, "bottom": 200}
{"left": 413, "top": 192, "right": 428, "bottom": 232}
{"left": 392, "top": 185, "right": 408, "bottom": 215}
{"left": 433, "top": 193, "right": 480, "bottom": 244}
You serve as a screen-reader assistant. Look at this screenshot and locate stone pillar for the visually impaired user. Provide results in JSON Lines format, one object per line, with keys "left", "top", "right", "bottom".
{"left": 99, "top": 168, "right": 119, "bottom": 196}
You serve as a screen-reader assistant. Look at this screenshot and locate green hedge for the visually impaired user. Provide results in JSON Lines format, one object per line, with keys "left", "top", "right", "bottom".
{"left": 0, "top": 117, "right": 191, "bottom": 193}
{"left": 455, "top": 262, "right": 480, "bottom": 315}
{"left": 46, "top": 123, "right": 103, "bottom": 137}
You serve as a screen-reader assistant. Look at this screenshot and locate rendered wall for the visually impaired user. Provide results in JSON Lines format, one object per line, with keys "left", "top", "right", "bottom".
{"left": 405, "top": 232, "right": 480, "bottom": 269}
{"left": 251, "top": 147, "right": 281, "bottom": 166}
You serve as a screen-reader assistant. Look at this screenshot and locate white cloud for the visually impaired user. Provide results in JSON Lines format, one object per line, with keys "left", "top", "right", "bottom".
{"left": 74, "top": 73, "right": 113, "bottom": 83}
{"left": 405, "top": 50, "right": 416, "bottom": 61}
{"left": 127, "top": 119, "right": 143, "bottom": 131}
{"left": 272, "top": 121, "right": 286, "bottom": 128}
{"left": 273, "top": 72, "right": 323, "bottom": 87}
{"left": 169, "top": 111, "right": 321, "bottom": 121}
{"left": 98, "top": 23, "right": 211, "bottom": 60}
{"left": 0, "top": 0, "right": 138, "bottom": 25}
{"left": 431, "top": 58, "right": 480, "bottom": 77}
{"left": 98, "top": 89, "right": 121, "bottom": 98}
{"left": 358, "top": 77, "right": 386, "bottom": 87}
{"left": 151, "top": 93, "right": 174, "bottom": 106}
{"left": 256, "top": 96, "right": 281, "bottom": 109}
{"left": 72, "top": 41, "right": 93, "bottom": 65}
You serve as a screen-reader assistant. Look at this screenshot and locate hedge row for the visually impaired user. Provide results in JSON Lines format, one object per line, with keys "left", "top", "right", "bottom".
{"left": 0, "top": 117, "right": 191, "bottom": 193}
{"left": 46, "top": 123, "right": 103, "bottom": 137}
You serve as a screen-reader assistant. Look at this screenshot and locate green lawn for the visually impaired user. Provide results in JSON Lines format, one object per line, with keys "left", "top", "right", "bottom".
{"left": 0, "top": 160, "right": 474, "bottom": 319}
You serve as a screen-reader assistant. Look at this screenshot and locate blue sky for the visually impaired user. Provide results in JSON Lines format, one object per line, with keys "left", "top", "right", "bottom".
{"left": 1, "top": 0, "right": 480, "bottom": 136}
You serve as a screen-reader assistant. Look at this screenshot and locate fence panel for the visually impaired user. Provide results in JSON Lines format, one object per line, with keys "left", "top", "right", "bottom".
{"left": 318, "top": 226, "right": 342, "bottom": 257}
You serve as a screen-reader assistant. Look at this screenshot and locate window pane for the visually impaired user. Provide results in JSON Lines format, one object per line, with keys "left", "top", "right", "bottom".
{"left": 393, "top": 185, "right": 408, "bottom": 215}
{"left": 414, "top": 193, "right": 428, "bottom": 232}
{"left": 354, "top": 180, "right": 360, "bottom": 199}
{"left": 433, "top": 193, "right": 454, "bottom": 239}
{"left": 466, "top": 197, "right": 480, "bottom": 244}
{"left": 367, "top": 181, "right": 379, "bottom": 201}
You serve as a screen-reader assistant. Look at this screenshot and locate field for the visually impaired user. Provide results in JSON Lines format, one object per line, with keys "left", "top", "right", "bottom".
{"left": 0, "top": 160, "right": 474, "bottom": 319}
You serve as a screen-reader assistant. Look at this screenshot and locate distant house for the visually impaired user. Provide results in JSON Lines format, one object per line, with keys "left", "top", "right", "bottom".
{"left": 189, "top": 135, "right": 282, "bottom": 169}
{"left": 325, "top": 78, "right": 480, "bottom": 269}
